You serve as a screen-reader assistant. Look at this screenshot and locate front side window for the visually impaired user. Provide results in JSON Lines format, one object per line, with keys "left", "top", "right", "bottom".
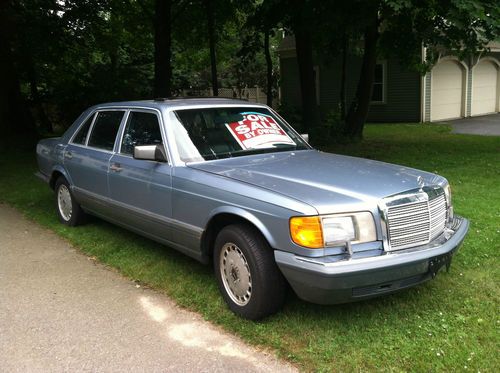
{"left": 87, "top": 111, "right": 124, "bottom": 151}
{"left": 170, "top": 107, "right": 309, "bottom": 162}
{"left": 72, "top": 113, "right": 94, "bottom": 145}
{"left": 120, "top": 111, "right": 163, "bottom": 155}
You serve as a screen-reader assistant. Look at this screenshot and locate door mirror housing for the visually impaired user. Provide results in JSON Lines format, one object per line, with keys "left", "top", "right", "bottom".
{"left": 300, "top": 133, "right": 309, "bottom": 143}
{"left": 133, "top": 144, "right": 168, "bottom": 162}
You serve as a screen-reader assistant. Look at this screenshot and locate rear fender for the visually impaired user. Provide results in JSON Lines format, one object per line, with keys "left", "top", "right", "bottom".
{"left": 50, "top": 165, "right": 73, "bottom": 189}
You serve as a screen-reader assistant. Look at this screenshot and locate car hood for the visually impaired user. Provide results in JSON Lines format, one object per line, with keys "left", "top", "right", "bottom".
{"left": 187, "top": 150, "right": 446, "bottom": 214}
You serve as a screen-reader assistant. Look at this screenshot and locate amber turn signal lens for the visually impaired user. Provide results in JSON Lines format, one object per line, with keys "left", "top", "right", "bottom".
{"left": 289, "top": 216, "right": 324, "bottom": 249}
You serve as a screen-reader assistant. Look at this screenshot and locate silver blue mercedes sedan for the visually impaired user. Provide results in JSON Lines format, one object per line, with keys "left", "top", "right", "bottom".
{"left": 36, "top": 98, "right": 469, "bottom": 319}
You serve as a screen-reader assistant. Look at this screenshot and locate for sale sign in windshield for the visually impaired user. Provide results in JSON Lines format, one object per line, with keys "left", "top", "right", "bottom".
{"left": 225, "top": 112, "right": 295, "bottom": 150}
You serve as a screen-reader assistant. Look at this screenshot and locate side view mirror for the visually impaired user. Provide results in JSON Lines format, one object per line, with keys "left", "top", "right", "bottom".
{"left": 133, "top": 144, "right": 168, "bottom": 162}
{"left": 300, "top": 133, "right": 309, "bottom": 143}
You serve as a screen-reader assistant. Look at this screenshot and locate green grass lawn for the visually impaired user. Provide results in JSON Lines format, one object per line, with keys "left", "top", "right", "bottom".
{"left": 1, "top": 124, "right": 498, "bottom": 372}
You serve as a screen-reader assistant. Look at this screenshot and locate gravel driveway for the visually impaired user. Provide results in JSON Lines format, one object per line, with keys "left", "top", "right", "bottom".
{"left": 0, "top": 203, "right": 296, "bottom": 373}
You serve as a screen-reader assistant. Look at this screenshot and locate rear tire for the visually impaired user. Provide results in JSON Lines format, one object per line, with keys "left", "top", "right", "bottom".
{"left": 214, "top": 224, "right": 286, "bottom": 320}
{"left": 54, "top": 177, "right": 86, "bottom": 226}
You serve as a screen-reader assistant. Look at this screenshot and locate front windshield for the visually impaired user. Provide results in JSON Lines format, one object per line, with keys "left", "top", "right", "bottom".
{"left": 170, "top": 106, "right": 310, "bottom": 162}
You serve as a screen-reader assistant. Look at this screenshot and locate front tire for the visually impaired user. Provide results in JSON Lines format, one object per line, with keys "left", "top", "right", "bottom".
{"left": 214, "top": 224, "right": 286, "bottom": 320}
{"left": 54, "top": 177, "right": 86, "bottom": 226}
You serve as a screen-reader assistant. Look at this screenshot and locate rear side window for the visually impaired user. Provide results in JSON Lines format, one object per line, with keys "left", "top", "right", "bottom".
{"left": 120, "top": 111, "right": 163, "bottom": 155}
{"left": 88, "top": 111, "right": 124, "bottom": 151}
{"left": 72, "top": 114, "right": 94, "bottom": 145}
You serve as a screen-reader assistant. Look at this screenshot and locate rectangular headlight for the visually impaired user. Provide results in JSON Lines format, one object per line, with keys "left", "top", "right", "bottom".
{"left": 322, "top": 212, "right": 376, "bottom": 246}
{"left": 444, "top": 183, "right": 454, "bottom": 222}
{"left": 322, "top": 216, "right": 355, "bottom": 245}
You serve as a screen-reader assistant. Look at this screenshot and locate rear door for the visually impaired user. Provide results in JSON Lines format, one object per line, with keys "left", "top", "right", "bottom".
{"left": 107, "top": 110, "right": 173, "bottom": 242}
{"left": 64, "top": 110, "right": 125, "bottom": 213}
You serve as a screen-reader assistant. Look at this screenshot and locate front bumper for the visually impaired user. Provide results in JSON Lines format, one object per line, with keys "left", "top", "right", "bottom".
{"left": 275, "top": 216, "right": 469, "bottom": 304}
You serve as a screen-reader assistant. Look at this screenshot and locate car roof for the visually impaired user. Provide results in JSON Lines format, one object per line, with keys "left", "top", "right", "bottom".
{"left": 91, "top": 98, "right": 267, "bottom": 110}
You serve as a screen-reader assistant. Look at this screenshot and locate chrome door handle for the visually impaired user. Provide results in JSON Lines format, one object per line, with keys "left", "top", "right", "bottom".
{"left": 110, "top": 163, "right": 122, "bottom": 172}
{"left": 65, "top": 151, "right": 73, "bottom": 159}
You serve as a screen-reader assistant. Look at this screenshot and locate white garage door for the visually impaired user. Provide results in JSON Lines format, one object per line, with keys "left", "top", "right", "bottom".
{"left": 431, "top": 61, "right": 464, "bottom": 121}
{"left": 471, "top": 60, "right": 498, "bottom": 116}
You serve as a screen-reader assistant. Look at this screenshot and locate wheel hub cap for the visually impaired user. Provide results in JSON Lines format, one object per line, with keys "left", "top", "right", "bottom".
{"left": 220, "top": 243, "right": 252, "bottom": 306}
{"left": 57, "top": 185, "right": 73, "bottom": 221}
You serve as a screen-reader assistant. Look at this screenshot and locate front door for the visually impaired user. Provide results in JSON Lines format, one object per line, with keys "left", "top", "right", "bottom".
{"left": 107, "top": 110, "right": 173, "bottom": 243}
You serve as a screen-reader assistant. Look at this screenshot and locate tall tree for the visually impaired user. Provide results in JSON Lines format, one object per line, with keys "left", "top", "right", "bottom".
{"left": 290, "top": 0, "right": 321, "bottom": 134}
{"left": 154, "top": 0, "right": 172, "bottom": 97}
{"left": 205, "top": 0, "right": 218, "bottom": 96}
{"left": 243, "top": 0, "right": 280, "bottom": 106}
{"left": 0, "top": 0, "right": 38, "bottom": 146}
{"left": 26, "top": 54, "right": 53, "bottom": 133}
{"left": 339, "top": 32, "right": 348, "bottom": 120}
{"left": 294, "top": 25, "right": 318, "bottom": 133}
{"left": 263, "top": 29, "right": 273, "bottom": 107}
{"left": 173, "top": 0, "right": 245, "bottom": 94}
{"left": 344, "top": 10, "right": 379, "bottom": 138}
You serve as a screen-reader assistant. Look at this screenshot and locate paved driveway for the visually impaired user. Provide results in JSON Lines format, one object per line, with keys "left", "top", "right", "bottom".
{"left": 443, "top": 113, "right": 500, "bottom": 136}
{"left": 0, "top": 204, "right": 296, "bottom": 373}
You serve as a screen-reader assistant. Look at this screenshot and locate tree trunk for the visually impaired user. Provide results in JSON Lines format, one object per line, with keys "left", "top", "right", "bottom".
{"left": 339, "top": 32, "right": 348, "bottom": 120}
{"left": 154, "top": 0, "right": 172, "bottom": 97}
{"left": 264, "top": 29, "right": 273, "bottom": 107}
{"left": 206, "top": 0, "right": 218, "bottom": 96}
{"left": 344, "top": 18, "right": 379, "bottom": 139}
{"left": 0, "top": 1, "right": 38, "bottom": 147}
{"left": 109, "top": 11, "right": 120, "bottom": 99}
{"left": 294, "top": 26, "right": 320, "bottom": 133}
{"left": 28, "top": 63, "right": 53, "bottom": 134}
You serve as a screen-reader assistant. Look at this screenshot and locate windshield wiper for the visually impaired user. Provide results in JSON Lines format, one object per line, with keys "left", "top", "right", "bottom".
{"left": 201, "top": 145, "right": 306, "bottom": 161}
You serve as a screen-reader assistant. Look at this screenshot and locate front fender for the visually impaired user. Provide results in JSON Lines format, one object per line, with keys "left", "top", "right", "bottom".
{"left": 206, "top": 206, "right": 278, "bottom": 249}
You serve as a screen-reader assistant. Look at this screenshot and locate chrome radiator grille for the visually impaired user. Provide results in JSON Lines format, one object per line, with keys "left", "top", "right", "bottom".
{"left": 384, "top": 190, "right": 447, "bottom": 250}
{"left": 429, "top": 194, "right": 447, "bottom": 239}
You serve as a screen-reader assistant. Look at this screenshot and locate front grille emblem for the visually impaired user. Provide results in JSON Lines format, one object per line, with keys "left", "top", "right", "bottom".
{"left": 417, "top": 176, "right": 425, "bottom": 189}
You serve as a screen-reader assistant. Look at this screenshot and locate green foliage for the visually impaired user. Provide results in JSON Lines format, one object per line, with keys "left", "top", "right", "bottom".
{"left": 312, "top": 0, "right": 499, "bottom": 75}
{"left": 1, "top": 125, "right": 498, "bottom": 372}
{"left": 379, "top": 0, "right": 500, "bottom": 73}
{"left": 277, "top": 102, "right": 303, "bottom": 130}
{"left": 323, "top": 108, "right": 351, "bottom": 143}
{"left": 4, "top": 0, "right": 499, "bottom": 134}
{"left": 10, "top": 0, "right": 155, "bottom": 127}
{"left": 7, "top": 0, "right": 282, "bottom": 130}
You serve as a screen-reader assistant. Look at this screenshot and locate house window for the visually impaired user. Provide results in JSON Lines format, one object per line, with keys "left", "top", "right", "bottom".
{"left": 371, "top": 62, "right": 385, "bottom": 103}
